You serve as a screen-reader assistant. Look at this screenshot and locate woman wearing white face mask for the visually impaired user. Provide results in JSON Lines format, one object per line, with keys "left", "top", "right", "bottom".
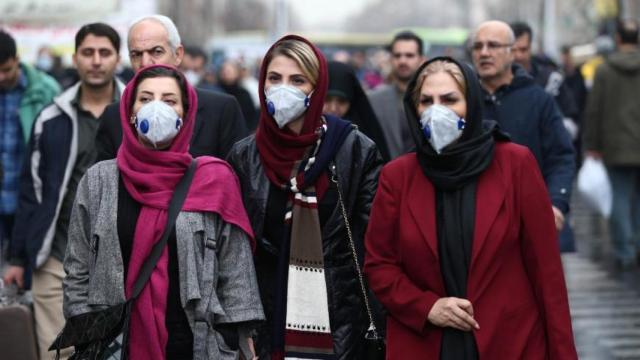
{"left": 364, "top": 57, "right": 578, "bottom": 359}
{"left": 61, "top": 65, "right": 264, "bottom": 359}
{"left": 227, "top": 35, "right": 384, "bottom": 359}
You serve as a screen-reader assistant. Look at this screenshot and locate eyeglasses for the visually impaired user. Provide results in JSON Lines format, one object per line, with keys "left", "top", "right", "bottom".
{"left": 470, "top": 41, "right": 513, "bottom": 52}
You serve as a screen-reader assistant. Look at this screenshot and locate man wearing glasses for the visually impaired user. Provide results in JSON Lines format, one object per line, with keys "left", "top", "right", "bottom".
{"left": 471, "top": 20, "right": 575, "bottom": 239}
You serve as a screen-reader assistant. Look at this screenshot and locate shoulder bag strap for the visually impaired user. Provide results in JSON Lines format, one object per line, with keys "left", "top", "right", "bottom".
{"left": 329, "top": 162, "right": 380, "bottom": 339}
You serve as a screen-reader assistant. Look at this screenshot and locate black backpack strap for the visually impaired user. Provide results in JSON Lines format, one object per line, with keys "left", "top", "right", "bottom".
{"left": 130, "top": 159, "right": 197, "bottom": 299}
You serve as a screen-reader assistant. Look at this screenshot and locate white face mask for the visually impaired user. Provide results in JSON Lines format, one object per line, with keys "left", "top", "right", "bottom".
{"left": 265, "top": 84, "right": 311, "bottom": 128}
{"left": 420, "top": 104, "right": 466, "bottom": 154}
{"left": 184, "top": 70, "right": 202, "bottom": 86}
{"left": 134, "top": 100, "right": 183, "bottom": 149}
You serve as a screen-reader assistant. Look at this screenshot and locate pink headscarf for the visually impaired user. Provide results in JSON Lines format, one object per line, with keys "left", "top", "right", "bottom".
{"left": 116, "top": 64, "right": 254, "bottom": 359}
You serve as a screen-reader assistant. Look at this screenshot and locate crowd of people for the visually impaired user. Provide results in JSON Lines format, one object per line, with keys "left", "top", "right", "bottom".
{"left": 0, "top": 11, "right": 638, "bottom": 360}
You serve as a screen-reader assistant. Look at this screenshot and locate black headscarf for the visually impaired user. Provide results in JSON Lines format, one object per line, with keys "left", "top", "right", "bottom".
{"left": 327, "top": 61, "right": 391, "bottom": 161}
{"left": 404, "top": 56, "right": 508, "bottom": 360}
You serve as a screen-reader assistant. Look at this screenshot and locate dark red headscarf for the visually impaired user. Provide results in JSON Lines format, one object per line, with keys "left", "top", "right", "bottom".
{"left": 116, "top": 64, "right": 253, "bottom": 359}
{"left": 255, "top": 34, "right": 331, "bottom": 196}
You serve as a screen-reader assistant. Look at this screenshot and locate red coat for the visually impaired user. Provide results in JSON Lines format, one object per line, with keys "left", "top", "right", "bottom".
{"left": 364, "top": 142, "right": 577, "bottom": 359}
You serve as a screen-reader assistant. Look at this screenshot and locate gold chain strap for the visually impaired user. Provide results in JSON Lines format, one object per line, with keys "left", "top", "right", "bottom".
{"left": 330, "top": 164, "right": 379, "bottom": 339}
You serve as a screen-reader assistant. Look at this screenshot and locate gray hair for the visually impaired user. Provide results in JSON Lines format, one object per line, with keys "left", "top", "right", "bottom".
{"left": 129, "top": 15, "right": 182, "bottom": 52}
{"left": 472, "top": 20, "right": 516, "bottom": 45}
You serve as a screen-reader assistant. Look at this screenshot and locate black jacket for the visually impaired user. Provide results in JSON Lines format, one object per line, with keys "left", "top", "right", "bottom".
{"left": 482, "top": 65, "right": 575, "bottom": 213}
{"left": 227, "top": 129, "right": 383, "bottom": 359}
{"left": 95, "top": 88, "right": 248, "bottom": 161}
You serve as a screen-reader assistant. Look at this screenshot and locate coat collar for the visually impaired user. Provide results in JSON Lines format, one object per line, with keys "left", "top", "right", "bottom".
{"left": 407, "top": 156, "right": 506, "bottom": 268}
{"left": 54, "top": 78, "right": 126, "bottom": 121}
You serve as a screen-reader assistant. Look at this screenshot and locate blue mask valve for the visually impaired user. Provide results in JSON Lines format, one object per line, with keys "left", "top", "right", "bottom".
{"left": 267, "top": 100, "right": 275, "bottom": 115}
{"left": 422, "top": 125, "right": 431, "bottom": 139}
{"left": 139, "top": 119, "right": 150, "bottom": 134}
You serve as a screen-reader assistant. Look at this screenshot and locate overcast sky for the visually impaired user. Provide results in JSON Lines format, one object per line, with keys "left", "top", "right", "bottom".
{"left": 289, "top": 0, "right": 369, "bottom": 30}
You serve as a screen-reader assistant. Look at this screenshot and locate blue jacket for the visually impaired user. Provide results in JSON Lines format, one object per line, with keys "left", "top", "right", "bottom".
{"left": 482, "top": 65, "right": 575, "bottom": 213}
{"left": 10, "top": 81, "right": 125, "bottom": 271}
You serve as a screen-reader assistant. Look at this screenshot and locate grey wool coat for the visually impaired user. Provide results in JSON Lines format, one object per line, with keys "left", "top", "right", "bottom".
{"left": 63, "top": 160, "right": 264, "bottom": 359}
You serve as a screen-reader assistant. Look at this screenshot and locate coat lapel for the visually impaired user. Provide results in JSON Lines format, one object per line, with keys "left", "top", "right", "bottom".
{"left": 471, "top": 159, "right": 506, "bottom": 267}
{"left": 408, "top": 170, "right": 439, "bottom": 260}
{"left": 406, "top": 155, "right": 507, "bottom": 265}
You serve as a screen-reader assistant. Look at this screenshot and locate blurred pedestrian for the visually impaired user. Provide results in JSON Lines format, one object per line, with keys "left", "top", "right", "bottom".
{"left": 325, "top": 60, "right": 390, "bottom": 161}
{"left": 218, "top": 60, "right": 259, "bottom": 132}
{"left": 239, "top": 60, "right": 260, "bottom": 108}
{"left": 3, "top": 23, "right": 123, "bottom": 359}
{"left": 510, "top": 22, "right": 580, "bottom": 141}
{"left": 351, "top": 50, "right": 384, "bottom": 90}
{"left": 227, "top": 35, "right": 383, "bottom": 359}
{"left": 34, "top": 46, "right": 55, "bottom": 75}
{"left": 181, "top": 45, "right": 207, "bottom": 87}
{"left": 0, "top": 30, "right": 60, "bottom": 260}
{"left": 35, "top": 46, "right": 79, "bottom": 90}
{"left": 95, "top": 15, "right": 247, "bottom": 162}
{"left": 63, "top": 64, "right": 263, "bottom": 359}
{"left": 560, "top": 46, "right": 588, "bottom": 126}
{"left": 365, "top": 56, "right": 578, "bottom": 359}
{"left": 471, "top": 21, "right": 575, "bottom": 235}
{"left": 560, "top": 45, "right": 588, "bottom": 167}
{"left": 368, "top": 31, "right": 425, "bottom": 159}
{"left": 584, "top": 19, "right": 640, "bottom": 270}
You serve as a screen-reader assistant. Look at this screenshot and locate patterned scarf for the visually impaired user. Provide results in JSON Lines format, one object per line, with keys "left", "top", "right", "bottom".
{"left": 268, "top": 117, "right": 351, "bottom": 360}
{"left": 280, "top": 119, "right": 351, "bottom": 359}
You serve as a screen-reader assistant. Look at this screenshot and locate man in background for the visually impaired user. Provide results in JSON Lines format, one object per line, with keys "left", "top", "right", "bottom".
{"left": 471, "top": 20, "right": 575, "bottom": 236}
{"left": 0, "top": 30, "right": 60, "bottom": 260}
{"left": 368, "top": 31, "right": 425, "bottom": 159}
{"left": 4, "top": 23, "right": 123, "bottom": 358}
{"left": 584, "top": 19, "right": 640, "bottom": 270}
{"left": 510, "top": 21, "right": 580, "bottom": 141}
{"left": 95, "top": 15, "right": 247, "bottom": 162}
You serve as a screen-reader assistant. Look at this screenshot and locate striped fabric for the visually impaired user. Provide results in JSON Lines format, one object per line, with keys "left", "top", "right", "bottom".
{"left": 269, "top": 116, "right": 352, "bottom": 360}
{"left": 281, "top": 124, "right": 335, "bottom": 359}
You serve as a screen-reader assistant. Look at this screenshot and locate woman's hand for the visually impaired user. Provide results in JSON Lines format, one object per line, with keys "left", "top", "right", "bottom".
{"left": 427, "top": 297, "right": 480, "bottom": 331}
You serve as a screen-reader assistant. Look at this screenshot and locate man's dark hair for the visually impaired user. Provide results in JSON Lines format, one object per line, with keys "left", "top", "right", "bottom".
{"left": 616, "top": 18, "right": 639, "bottom": 45}
{"left": 0, "top": 30, "right": 17, "bottom": 64}
{"left": 389, "top": 31, "right": 423, "bottom": 56}
{"left": 184, "top": 45, "right": 208, "bottom": 63}
{"left": 510, "top": 21, "right": 533, "bottom": 42}
{"left": 75, "top": 22, "right": 121, "bottom": 53}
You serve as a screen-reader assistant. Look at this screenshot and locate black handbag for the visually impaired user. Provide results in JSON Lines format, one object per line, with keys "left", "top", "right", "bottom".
{"left": 330, "top": 164, "right": 386, "bottom": 360}
{"left": 49, "top": 160, "right": 198, "bottom": 360}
